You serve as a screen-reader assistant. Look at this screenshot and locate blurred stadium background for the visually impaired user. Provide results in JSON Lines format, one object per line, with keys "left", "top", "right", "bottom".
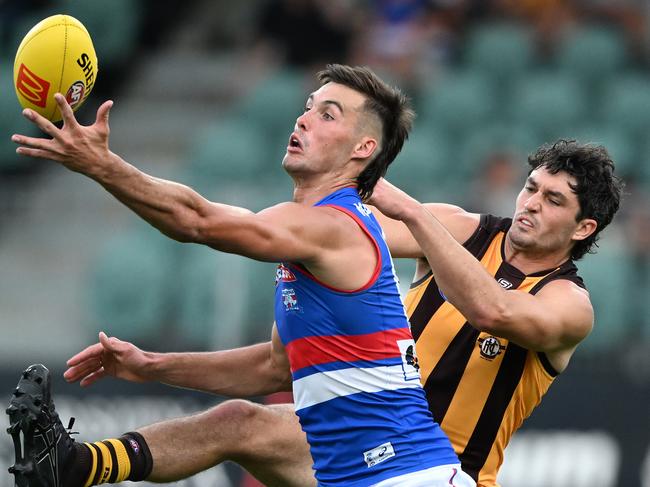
{"left": 1, "top": 0, "right": 649, "bottom": 486}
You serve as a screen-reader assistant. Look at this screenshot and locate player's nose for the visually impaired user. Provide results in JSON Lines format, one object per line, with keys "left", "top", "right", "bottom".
{"left": 295, "top": 110, "right": 309, "bottom": 131}
{"left": 523, "top": 192, "right": 541, "bottom": 212}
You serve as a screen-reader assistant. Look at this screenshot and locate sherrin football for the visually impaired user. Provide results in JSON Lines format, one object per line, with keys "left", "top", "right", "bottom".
{"left": 14, "top": 14, "right": 98, "bottom": 122}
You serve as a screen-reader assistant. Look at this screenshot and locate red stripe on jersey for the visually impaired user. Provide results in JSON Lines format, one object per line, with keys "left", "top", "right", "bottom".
{"left": 286, "top": 326, "right": 413, "bottom": 372}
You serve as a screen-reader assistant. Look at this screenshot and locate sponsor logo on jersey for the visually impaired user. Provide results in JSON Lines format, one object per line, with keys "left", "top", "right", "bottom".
{"left": 354, "top": 201, "right": 372, "bottom": 218}
{"left": 397, "top": 339, "right": 421, "bottom": 381}
{"left": 16, "top": 63, "right": 50, "bottom": 108}
{"left": 363, "top": 442, "right": 395, "bottom": 468}
{"left": 282, "top": 288, "right": 300, "bottom": 312}
{"left": 65, "top": 81, "right": 85, "bottom": 107}
{"left": 497, "top": 277, "right": 513, "bottom": 289}
{"left": 478, "top": 335, "right": 506, "bottom": 360}
{"left": 275, "top": 264, "right": 296, "bottom": 285}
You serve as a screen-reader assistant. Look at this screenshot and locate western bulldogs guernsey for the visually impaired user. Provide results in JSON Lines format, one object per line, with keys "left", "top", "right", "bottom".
{"left": 275, "top": 187, "right": 458, "bottom": 486}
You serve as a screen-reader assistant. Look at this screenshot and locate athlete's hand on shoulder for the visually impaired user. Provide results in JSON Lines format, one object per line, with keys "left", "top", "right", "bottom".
{"left": 11, "top": 93, "right": 114, "bottom": 175}
{"left": 64, "top": 331, "right": 152, "bottom": 387}
{"left": 368, "top": 178, "right": 422, "bottom": 222}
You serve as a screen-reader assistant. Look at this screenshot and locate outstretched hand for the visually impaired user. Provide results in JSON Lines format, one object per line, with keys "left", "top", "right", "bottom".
{"left": 368, "top": 178, "right": 422, "bottom": 222}
{"left": 64, "top": 332, "right": 152, "bottom": 387}
{"left": 12, "top": 93, "right": 113, "bottom": 174}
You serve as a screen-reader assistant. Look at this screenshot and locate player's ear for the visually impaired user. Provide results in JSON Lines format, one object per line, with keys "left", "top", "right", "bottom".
{"left": 353, "top": 136, "right": 378, "bottom": 161}
{"left": 572, "top": 218, "right": 597, "bottom": 241}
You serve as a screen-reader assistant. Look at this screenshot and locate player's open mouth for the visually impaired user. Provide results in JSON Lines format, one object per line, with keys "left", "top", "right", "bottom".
{"left": 288, "top": 133, "right": 303, "bottom": 152}
{"left": 517, "top": 216, "right": 534, "bottom": 228}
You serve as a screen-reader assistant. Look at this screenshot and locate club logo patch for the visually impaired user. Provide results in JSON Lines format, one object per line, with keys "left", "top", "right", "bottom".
{"left": 397, "top": 339, "right": 421, "bottom": 381}
{"left": 478, "top": 335, "right": 506, "bottom": 360}
{"left": 405, "top": 344, "right": 419, "bottom": 371}
{"left": 282, "top": 288, "right": 300, "bottom": 312}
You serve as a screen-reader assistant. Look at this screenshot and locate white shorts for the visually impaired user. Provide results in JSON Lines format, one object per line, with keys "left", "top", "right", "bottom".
{"left": 371, "top": 463, "right": 476, "bottom": 487}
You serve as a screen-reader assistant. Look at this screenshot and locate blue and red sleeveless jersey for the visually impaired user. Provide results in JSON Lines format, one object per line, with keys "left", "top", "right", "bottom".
{"left": 275, "top": 187, "right": 458, "bottom": 486}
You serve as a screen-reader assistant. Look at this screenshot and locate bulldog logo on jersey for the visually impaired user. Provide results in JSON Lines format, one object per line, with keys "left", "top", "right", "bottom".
{"left": 405, "top": 345, "right": 420, "bottom": 371}
{"left": 478, "top": 335, "right": 506, "bottom": 360}
{"left": 397, "top": 339, "right": 421, "bottom": 381}
{"left": 282, "top": 288, "right": 300, "bottom": 312}
{"left": 275, "top": 264, "right": 296, "bottom": 286}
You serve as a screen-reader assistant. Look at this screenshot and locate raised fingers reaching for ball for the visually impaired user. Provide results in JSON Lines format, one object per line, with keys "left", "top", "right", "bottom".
{"left": 12, "top": 94, "right": 115, "bottom": 173}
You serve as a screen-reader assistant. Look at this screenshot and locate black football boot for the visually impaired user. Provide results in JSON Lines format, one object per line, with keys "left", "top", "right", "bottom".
{"left": 7, "top": 364, "right": 76, "bottom": 487}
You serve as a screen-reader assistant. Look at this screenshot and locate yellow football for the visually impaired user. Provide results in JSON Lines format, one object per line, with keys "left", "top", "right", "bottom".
{"left": 14, "top": 14, "right": 98, "bottom": 122}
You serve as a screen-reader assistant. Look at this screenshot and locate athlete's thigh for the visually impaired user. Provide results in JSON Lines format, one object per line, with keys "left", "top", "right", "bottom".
{"left": 236, "top": 403, "right": 316, "bottom": 487}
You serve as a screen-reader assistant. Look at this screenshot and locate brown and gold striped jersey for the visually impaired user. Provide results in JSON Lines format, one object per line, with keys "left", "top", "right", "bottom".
{"left": 405, "top": 215, "right": 585, "bottom": 487}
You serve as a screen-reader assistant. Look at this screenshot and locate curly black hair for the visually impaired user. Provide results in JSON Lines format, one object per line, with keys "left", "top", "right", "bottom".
{"left": 317, "top": 64, "right": 414, "bottom": 200}
{"left": 527, "top": 139, "right": 624, "bottom": 260}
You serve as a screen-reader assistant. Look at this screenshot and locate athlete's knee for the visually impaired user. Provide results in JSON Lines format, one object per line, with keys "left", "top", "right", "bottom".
{"left": 201, "top": 400, "right": 267, "bottom": 444}
{"left": 203, "top": 399, "right": 258, "bottom": 427}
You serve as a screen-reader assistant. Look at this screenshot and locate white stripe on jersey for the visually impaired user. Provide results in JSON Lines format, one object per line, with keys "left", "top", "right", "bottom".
{"left": 293, "top": 364, "right": 422, "bottom": 411}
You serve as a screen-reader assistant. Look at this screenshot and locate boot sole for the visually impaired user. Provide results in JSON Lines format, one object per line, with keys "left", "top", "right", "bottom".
{"left": 6, "top": 365, "right": 52, "bottom": 487}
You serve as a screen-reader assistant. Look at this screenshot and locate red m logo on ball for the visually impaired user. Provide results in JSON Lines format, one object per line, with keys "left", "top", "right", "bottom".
{"left": 16, "top": 63, "right": 50, "bottom": 108}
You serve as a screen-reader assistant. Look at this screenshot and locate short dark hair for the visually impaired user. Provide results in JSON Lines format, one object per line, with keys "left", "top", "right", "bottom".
{"left": 527, "top": 139, "right": 624, "bottom": 260}
{"left": 317, "top": 64, "right": 415, "bottom": 200}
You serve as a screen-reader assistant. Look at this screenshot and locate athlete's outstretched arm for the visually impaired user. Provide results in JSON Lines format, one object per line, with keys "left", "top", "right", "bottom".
{"left": 11, "top": 95, "right": 342, "bottom": 265}
{"left": 370, "top": 179, "right": 593, "bottom": 354}
{"left": 64, "top": 325, "right": 290, "bottom": 397}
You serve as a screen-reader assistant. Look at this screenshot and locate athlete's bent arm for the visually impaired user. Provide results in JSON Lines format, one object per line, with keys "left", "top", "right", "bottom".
{"left": 64, "top": 325, "right": 291, "bottom": 397}
{"left": 371, "top": 202, "right": 480, "bottom": 258}
{"left": 370, "top": 179, "right": 593, "bottom": 353}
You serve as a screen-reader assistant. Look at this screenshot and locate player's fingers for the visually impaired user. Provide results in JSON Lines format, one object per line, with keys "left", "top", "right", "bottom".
{"left": 12, "top": 134, "right": 55, "bottom": 151}
{"left": 98, "top": 330, "right": 111, "bottom": 344}
{"left": 21, "top": 109, "right": 59, "bottom": 137}
{"left": 67, "top": 342, "right": 104, "bottom": 366}
{"left": 95, "top": 100, "right": 113, "bottom": 131}
{"left": 63, "top": 358, "right": 102, "bottom": 382}
{"left": 63, "top": 365, "right": 84, "bottom": 383}
{"left": 54, "top": 93, "right": 80, "bottom": 128}
{"left": 99, "top": 331, "right": 121, "bottom": 352}
{"left": 15, "top": 146, "right": 62, "bottom": 161}
{"left": 79, "top": 368, "right": 107, "bottom": 388}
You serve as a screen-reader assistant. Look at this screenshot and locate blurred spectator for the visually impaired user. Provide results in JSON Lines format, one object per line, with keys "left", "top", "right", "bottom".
{"left": 493, "top": 0, "right": 575, "bottom": 24}
{"left": 489, "top": 0, "right": 577, "bottom": 53}
{"left": 467, "top": 150, "right": 524, "bottom": 217}
{"left": 575, "top": 0, "right": 649, "bottom": 55}
{"left": 351, "top": 0, "right": 463, "bottom": 93}
{"left": 254, "top": 0, "right": 358, "bottom": 70}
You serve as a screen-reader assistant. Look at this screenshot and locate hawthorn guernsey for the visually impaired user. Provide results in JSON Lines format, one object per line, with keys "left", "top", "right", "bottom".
{"left": 275, "top": 187, "right": 458, "bottom": 486}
